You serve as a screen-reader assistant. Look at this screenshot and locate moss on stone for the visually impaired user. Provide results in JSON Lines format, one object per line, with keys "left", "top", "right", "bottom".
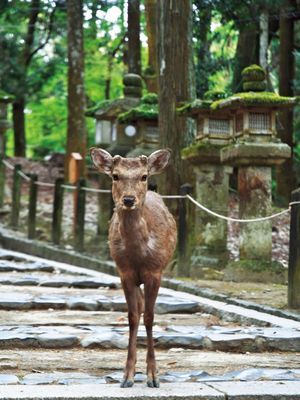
{"left": 181, "top": 141, "right": 225, "bottom": 159}
{"left": 211, "top": 91, "right": 297, "bottom": 110}
{"left": 203, "top": 90, "right": 227, "bottom": 101}
{"left": 85, "top": 99, "right": 113, "bottom": 116}
{"left": 177, "top": 99, "right": 212, "bottom": 115}
{"left": 118, "top": 99, "right": 158, "bottom": 123}
{"left": 243, "top": 81, "right": 267, "bottom": 92}
{"left": 141, "top": 92, "right": 158, "bottom": 105}
{"left": 143, "top": 65, "right": 156, "bottom": 77}
{"left": 242, "top": 64, "right": 266, "bottom": 82}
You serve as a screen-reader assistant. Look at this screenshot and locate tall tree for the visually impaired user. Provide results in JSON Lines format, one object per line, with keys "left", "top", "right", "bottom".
{"left": 157, "top": 0, "right": 193, "bottom": 195}
{"left": 193, "top": 0, "right": 212, "bottom": 97}
{"left": 0, "top": 0, "right": 58, "bottom": 157}
{"left": 144, "top": 0, "right": 158, "bottom": 92}
{"left": 65, "top": 0, "right": 86, "bottom": 178}
{"left": 276, "top": 1, "right": 296, "bottom": 204}
{"left": 127, "top": 0, "right": 141, "bottom": 75}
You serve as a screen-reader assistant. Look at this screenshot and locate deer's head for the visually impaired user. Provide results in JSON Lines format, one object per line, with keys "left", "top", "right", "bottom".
{"left": 90, "top": 148, "right": 171, "bottom": 211}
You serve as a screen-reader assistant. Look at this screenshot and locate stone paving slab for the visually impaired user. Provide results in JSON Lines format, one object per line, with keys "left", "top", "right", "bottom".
{"left": 210, "top": 381, "right": 300, "bottom": 399}
{"left": 0, "top": 383, "right": 225, "bottom": 400}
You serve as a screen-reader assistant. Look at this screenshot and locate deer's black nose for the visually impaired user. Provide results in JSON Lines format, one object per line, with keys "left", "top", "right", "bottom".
{"left": 123, "top": 196, "right": 135, "bottom": 208}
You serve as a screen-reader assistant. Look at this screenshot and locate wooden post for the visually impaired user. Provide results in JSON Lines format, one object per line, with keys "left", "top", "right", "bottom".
{"left": 0, "top": 156, "right": 5, "bottom": 208}
{"left": 52, "top": 177, "right": 64, "bottom": 245}
{"left": 288, "top": 188, "right": 300, "bottom": 308}
{"left": 10, "top": 164, "right": 22, "bottom": 228}
{"left": 74, "top": 178, "right": 86, "bottom": 252}
{"left": 69, "top": 152, "right": 83, "bottom": 232}
{"left": 177, "top": 183, "right": 193, "bottom": 276}
{"left": 28, "top": 174, "right": 38, "bottom": 239}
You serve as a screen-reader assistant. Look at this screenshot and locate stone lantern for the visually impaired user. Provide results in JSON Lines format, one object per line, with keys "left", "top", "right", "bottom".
{"left": 216, "top": 65, "right": 297, "bottom": 264}
{"left": 180, "top": 93, "right": 233, "bottom": 277}
{"left": 86, "top": 74, "right": 142, "bottom": 156}
{"left": 0, "top": 91, "right": 13, "bottom": 156}
{"left": 118, "top": 93, "right": 159, "bottom": 157}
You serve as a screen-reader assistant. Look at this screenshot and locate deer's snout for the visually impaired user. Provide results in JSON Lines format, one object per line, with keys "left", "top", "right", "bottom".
{"left": 123, "top": 196, "right": 136, "bottom": 208}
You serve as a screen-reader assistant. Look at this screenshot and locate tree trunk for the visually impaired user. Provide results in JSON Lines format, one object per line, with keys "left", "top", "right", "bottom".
{"left": 231, "top": 22, "right": 259, "bottom": 93}
{"left": 127, "top": 0, "right": 141, "bottom": 75}
{"left": 276, "top": 3, "right": 296, "bottom": 205}
{"left": 12, "top": 98, "right": 26, "bottom": 157}
{"left": 194, "top": 1, "right": 211, "bottom": 98}
{"left": 66, "top": 0, "right": 87, "bottom": 179}
{"left": 144, "top": 0, "right": 158, "bottom": 92}
{"left": 157, "top": 0, "right": 192, "bottom": 195}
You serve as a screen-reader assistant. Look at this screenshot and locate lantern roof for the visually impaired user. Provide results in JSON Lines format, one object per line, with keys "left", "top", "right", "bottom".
{"left": 118, "top": 93, "right": 158, "bottom": 123}
{"left": 85, "top": 97, "right": 139, "bottom": 121}
{"left": 211, "top": 91, "right": 297, "bottom": 111}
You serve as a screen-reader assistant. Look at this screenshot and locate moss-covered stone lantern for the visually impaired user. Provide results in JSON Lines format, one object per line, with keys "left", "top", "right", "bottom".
{"left": 86, "top": 74, "right": 142, "bottom": 156}
{"left": 213, "top": 65, "right": 297, "bottom": 265}
{"left": 180, "top": 90, "right": 233, "bottom": 277}
{"left": 118, "top": 93, "right": 159, "bottom": 157}
{"left": 0, "top": 90, "right": 13, "bottom": 156}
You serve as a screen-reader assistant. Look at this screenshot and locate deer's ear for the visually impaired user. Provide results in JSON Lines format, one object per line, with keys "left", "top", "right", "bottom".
{"left": 148, "top": 149, "right": 171, "bottom": 175}
{"left": 90, "top": 147, "right": 113, "bottom": 175}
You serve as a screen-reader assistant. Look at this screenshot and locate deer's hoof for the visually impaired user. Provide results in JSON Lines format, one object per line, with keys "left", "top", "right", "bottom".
{"left": 120, "top": 378, "right": 134, "bottom": 388}
{"left": 147, "top": 377, "right": 160, "bottom": 388}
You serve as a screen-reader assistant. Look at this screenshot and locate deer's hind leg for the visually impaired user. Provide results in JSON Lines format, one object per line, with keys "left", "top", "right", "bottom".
{"left": 120, "top": 278, "right": 144, "bottom": 388}
{"left": 143, "top": 274, "right": 161, "bottom": 388}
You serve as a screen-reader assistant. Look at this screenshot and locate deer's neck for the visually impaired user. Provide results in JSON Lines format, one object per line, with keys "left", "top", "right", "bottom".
{"left": 117, "top": 208, "right": 149, "bottom": 247}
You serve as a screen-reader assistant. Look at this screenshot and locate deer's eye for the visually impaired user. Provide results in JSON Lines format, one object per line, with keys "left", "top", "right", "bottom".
{"left": 112, "top": 174, "right": 119, "bottom": 181}
{"left": 141, "top": 175, "right": 148, "bottom": 181}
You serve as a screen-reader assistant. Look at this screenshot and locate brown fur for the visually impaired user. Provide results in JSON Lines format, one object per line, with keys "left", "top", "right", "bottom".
{"left": 90, "top": 148, "right": 177, "bottom": 388}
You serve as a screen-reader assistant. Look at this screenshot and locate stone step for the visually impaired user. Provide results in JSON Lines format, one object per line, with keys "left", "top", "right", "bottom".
{"left": 0, "top": 381, "right": 300, "bottom": 400}
{"left": 0, "top": 324, "right": 300, "bottom": 352}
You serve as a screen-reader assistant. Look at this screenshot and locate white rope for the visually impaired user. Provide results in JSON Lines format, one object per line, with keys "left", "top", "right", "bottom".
{"left": 186, "top": 194, "right": 291, "bottom": 223}
{"left": 17, "top": 170, "right": 30, "bottom": 182}
{"left": 161, "top": 195, "right": 185, "bottom": 199}
{"left": 2, "top": 159, "right": 14, "bottom": 170}
{"left": 61, "top": 184, "right": 76, "bottom": 191}
{"left": 82, "top": 187, "right": 112, "bottom": 194}
{"left": 34, "top": 181, "right": 55, "bottom": 188}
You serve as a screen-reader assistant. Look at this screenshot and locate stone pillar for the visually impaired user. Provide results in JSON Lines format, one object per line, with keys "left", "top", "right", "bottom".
{"left": 221, "top": 142, "right": 291, "bottom": 264}
{"left": 191, "top": 164, "right": 232, "bottom": 277}
{"left": 238, "top": 166, "right": 272, "bottom": 260}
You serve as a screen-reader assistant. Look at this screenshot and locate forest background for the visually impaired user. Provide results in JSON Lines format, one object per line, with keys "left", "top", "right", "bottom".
{"left": 1, "top": 0, "right": 300, "bottom": 204}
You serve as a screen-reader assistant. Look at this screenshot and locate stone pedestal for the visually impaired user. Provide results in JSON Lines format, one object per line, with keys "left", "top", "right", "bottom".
{"left": 183, "top": 144, "right": 232, "bottom": 277}
{"left": 221, "top": 142, "right": 291, "bottom": 262}
{"left": 238, "top": 166, "right": 272, "bottom": 260}
{"left": 191, "top": 164, "right": 232, "bottom": 275}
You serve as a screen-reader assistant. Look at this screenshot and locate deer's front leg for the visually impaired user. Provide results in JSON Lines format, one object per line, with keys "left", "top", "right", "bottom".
{"left": 144, "top": 275, "right": 161, "bottom": 388}
{"left": 121, "top": 279, "right": 143, "bottom": 388}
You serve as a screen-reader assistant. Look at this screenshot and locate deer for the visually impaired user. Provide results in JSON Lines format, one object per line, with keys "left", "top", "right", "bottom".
{"left": 90, "top": 147, "right": 177, "bottom": 388}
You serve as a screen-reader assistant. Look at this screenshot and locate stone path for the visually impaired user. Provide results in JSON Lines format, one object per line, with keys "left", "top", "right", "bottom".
{"left": 0, "top": 249, "right": 299, "bottom": 399}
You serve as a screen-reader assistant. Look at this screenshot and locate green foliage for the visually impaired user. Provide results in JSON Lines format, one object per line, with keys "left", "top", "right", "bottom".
{"left": 141, "top": 93, "right": 158, "bottom": 104}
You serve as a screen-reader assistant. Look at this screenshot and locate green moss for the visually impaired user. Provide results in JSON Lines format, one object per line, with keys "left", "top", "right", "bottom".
{"left": 242, "top": 64, "right": 266, "bottom": 82}
{"left": 177, "top": 99, "right": 212, "bottom": 115}
{"left": 118, "top": 101, "right": 158, "bottom": 123}
{"left": 211, "top": 91, "right": 297, "bottom": 110}
{"left": 141, "top": 92, "right": 158, "bottom": 105}
{"left": 181, "top": 141, "right": 224, "bottom": 158}
{"left": 243, "top": 81, "right": 267, "bottom": 92}
{"left": 227, "top": 259, "right": 285, "bottom": 273}
{"left": 203, "top": 90, "right": 227, "bottom": 101}
{"left": 85, "top": 99, "right": 113, "bottom": 116}
{"left": 143, "top": 65, "right": 156, "bottom": 77}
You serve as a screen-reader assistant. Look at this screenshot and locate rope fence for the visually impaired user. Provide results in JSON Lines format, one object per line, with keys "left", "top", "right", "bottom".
{"left": 1, "top": 157, "right": 300, "bottom": 224}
